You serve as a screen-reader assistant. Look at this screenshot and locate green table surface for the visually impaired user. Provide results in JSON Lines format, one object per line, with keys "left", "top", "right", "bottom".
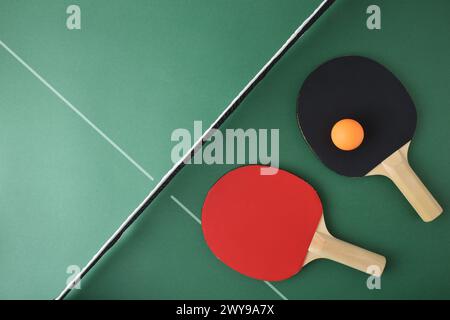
{"left": 0, "top": 0, "right": 449, "bottom": 299}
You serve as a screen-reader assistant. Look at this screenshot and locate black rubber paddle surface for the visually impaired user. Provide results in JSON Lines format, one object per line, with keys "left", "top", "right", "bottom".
{"left": 297, "top": 56, "right": 417, "bottom": 177}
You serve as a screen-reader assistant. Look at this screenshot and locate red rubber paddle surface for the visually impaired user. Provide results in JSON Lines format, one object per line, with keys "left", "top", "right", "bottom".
{"left": 202, "top": 165, "right": 323, "bottom": 281}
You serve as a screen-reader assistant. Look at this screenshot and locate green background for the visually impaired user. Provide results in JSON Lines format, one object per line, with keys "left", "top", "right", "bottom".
{"left": 0, "top": 0, "right": 449, "bottom": 299}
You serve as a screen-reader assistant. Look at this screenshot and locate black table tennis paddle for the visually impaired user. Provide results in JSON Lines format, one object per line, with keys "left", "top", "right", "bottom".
{"left": 297, "top": 56, "right": 442, "bottom": 222}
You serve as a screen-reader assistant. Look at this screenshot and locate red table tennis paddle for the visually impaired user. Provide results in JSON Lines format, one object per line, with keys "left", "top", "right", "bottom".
{"left": 297, "top": 56, "right": 442, "bottom": 222}
{"left": 202, "top": 165, "right": 386, "bottom": 281}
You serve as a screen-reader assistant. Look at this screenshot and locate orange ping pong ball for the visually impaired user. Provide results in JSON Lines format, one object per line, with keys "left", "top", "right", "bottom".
{"left": 331, "top": 119, "right": 364, "bottom": 151}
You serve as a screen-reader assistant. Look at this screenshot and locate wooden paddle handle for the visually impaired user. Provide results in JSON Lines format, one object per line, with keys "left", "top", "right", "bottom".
{"left": 368, "top": 143, "right": 442, "bottom": 222}
{"left": 310, "top": 232, "right": 386, "bottom": 276}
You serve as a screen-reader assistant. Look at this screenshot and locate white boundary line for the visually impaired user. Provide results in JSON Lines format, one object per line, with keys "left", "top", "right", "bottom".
{"left": 0, "top": 40, "right": 154, "bottom": 181}
{"left": 264, "top": 281, "right": 288, "bottom": 301}
{"left": 170, "top": 195, "right": 202, "bottom": 225}
{"left": 170, "top": 195, "right": 289, "bottom": 300}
